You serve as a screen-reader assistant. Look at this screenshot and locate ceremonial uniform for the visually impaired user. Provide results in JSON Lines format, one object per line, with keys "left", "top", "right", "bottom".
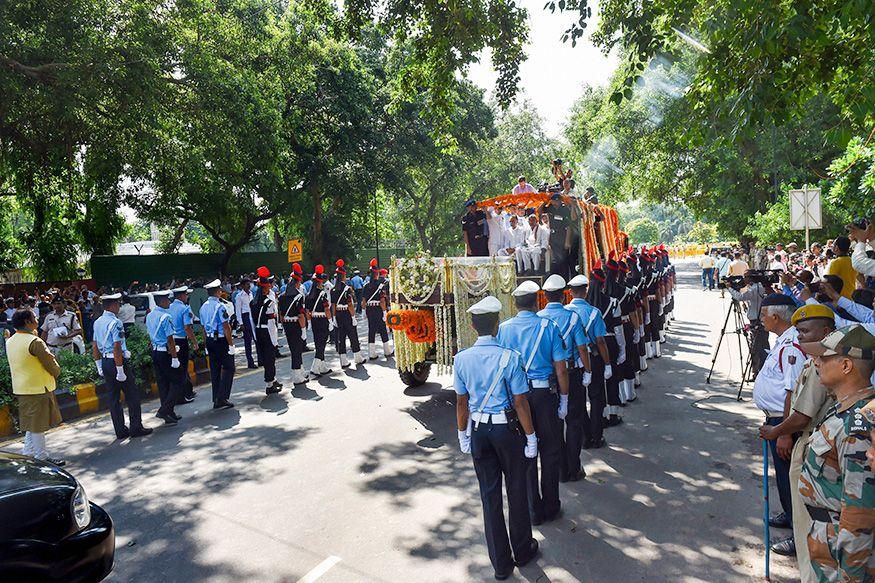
{"left": 331, "top": 261, "right": 364, "bottom": 368}
{"left": 305, "top": 267, "right": 333, "bottom": 378}
{"left": 169, "top": 290, "right": 197, "bottom": 401}
{"left": 251, "top": 267, "right": 281, "bottom": 395}
{"left": 539, "top": 196, "right": 573, "bottom": 279}
{"left": 566, "top": 290, "right": 609, "bottom": 448}
{"left": 146, "top": 292, "right": 182, "bottom": 423}
{"left": 455, "top": 296, "right": 537, "bottom": 579}
{"left": 497, "top": 282, "right": 566, "bottom": 524}
{"left": 362, "top": 261, "right": 392, "bottom": 359}
{"left": 279, "top": 265, "right": 308, "bottom": 385}
{"left": 462, "top": 201, "right": 489, "bottom": 257}
{"left": 199, "top": 282, "right": 235, "bottom": 407}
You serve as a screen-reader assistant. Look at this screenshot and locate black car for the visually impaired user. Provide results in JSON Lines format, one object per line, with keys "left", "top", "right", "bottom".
{"left": 0, "top": 452, "right": 115, "bottom": 582}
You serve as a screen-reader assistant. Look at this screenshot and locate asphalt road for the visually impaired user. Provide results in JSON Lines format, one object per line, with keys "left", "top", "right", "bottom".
{"left": 2, "top": 262, "right": 800, "bottom": 582}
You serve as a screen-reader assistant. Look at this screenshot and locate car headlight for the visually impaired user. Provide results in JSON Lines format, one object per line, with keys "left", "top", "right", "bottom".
{"left": 72, "top": 483, "right": 91, "bottom": 530}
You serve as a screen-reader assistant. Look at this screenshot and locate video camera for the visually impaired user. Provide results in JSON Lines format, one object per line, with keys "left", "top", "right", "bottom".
{"left": 718, "top": 269, "right": 781, "bottom": 290}
{"left": 717, "top": 276, "right": 746, "bottom": 291}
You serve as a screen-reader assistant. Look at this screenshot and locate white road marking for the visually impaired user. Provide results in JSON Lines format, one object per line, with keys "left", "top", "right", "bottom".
{"left": 297, "top": 555, "right": 342, "bottom": 583}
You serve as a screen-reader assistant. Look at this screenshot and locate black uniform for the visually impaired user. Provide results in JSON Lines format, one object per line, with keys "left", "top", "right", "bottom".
{"left": 331, "top": 280, "right": 360, "bottom": 356}
{"left": 461, "top": 208, "right": 489, "bottom": 257}
{"left": 362, "top": 277, "right": 389, "bottom": 345}
{"left": 305, "top": 284, "right": 331, "bottom": 360}
{"left": 539, "top": 200, "right": 573, "bottom": 279}
{"left": 250, "top": 287, "right": 277, "bottom": 387}
{"left": 278, "top": 285, "right": 306, "bottom": 371}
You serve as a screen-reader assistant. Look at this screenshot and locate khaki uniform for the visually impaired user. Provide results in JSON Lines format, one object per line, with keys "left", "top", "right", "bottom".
{"left": 799, "top": 388, "right": 875, "bottom": 583}
{"left": 788, "top": 362, "right": 833, "bottom": 583}
{"left": 40, "top": 310, "right": 81, "bottom": 354}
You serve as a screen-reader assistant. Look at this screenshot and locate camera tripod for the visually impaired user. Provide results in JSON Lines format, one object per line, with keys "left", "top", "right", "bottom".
{"left": 706, "top": 298, "right": 754, "bottom": 401}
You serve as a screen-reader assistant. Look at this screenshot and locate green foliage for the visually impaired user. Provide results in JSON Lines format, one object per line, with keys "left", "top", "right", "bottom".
{"left": 0, "top": 353, "right": 14, "bottom": 411}
{"left": 625, "top": 218, "right": 660, "bottom": 245}
{"left": 125, "top": 326, "right": 154, "bottom": 388}
{"left": 617, "top": 200, "right": 694, "bottom": 242}
{"left": 827, "top": 137, "right": 875, "bottom": 220}
{"left": 744, "top": 191, "right": 852, "bottom": 246}
{"left": 686, "top": 222, "right": 719, "bottom": 244}
{"left": 55, "top": 350, "right": 100, "bottom": 393}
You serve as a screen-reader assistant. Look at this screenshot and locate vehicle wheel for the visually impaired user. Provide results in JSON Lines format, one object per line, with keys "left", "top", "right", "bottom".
{"left": 399, "top": 361, "right": 431, "bottom": 387}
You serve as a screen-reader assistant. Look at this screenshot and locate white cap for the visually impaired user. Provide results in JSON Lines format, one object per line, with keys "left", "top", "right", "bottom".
{"left": 154, "top": 290, "right": 173, "bottom": 298}
{"left": 542, "top": 274, "right": 566, "bottom": 292}
{"left": 511, "top": 280, "right": 540, "bottom": 296}
{"left": 172, "top": 285, "right": 193, "bottom": 294}
{"left": 467, "top": 295, "right": 502, "bottom": 315}
{"left": 204, "top": 278, "right": 222, "bottom": 289}
{"left": 568, "top": 275, "right": 589, "bottom": 287}
{"left": 100, "top": 292, "right": 122, "bottom": 301}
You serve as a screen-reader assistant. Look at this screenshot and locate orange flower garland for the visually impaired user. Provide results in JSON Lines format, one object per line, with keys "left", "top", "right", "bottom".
{"left": 386, "top": 309, "right": 437, "bottom": 344}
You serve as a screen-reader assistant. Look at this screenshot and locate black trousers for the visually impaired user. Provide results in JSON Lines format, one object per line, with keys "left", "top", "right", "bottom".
{"left": 241, "top": 314, "right": 256, "bottom": 366}
{"left": 101, "top": 358, "right": 143, "bottom": 436}
{"left": 335, "top": 311, "right": 360, "bottom": 354}
{"left": 366, "top": 307, "right": 388, "bottom": 343}
{"left": 205, "top": 336, "right": 235, "bottom": 402}
{"left": 525, "top": 388, "right": 562, "bottom": 521}
{"left": 471, "top": 421, "right": 532, "bottom": 575}
{"left": 549, "top": 244, "right": 569, "bottom": 279}
{"left": 560, "top": 367, "right": 585, "bottom": 478}
{"left": 175, "top": 338, "right": 196, "bottom": 398}
{"left": 283, "top": 324, "right": 304, "bottom": 370}
{"left": 312, "top": 317, "right": 329, "bottom": 360}
{"left": 151, "top": 350, "right": 183, "bottom": 416}
{"left": 648, "top": 298, "right": 663, "bottom": 339}
{"left": 750, "top": 320, "right": 769, "bottom": 376}
{"left": 255, "top": 327, "right": 276, "bottom": 383}
{"left": 604, "top": 335, "right": 622, "bottom": 408}
{"left": 621, "top": 321, "right": 638, "bottom": 380}
{"left": 469, "top": 236, "right": 489, "bottom": 257}
{"left": 582, "top": 352, "right": 607, "bottom": 444}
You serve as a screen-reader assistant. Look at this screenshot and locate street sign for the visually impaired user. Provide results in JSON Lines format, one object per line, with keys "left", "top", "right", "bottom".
{"left": 788, "top": 187, "right": 822, "bottom": 250}
{"left": 287, "top": 239, "right": 303, "bottom": 263}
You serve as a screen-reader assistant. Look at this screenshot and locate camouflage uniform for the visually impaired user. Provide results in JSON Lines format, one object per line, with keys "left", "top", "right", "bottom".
{"left": 798, "top": 387, "right": 875, "bottom": 582}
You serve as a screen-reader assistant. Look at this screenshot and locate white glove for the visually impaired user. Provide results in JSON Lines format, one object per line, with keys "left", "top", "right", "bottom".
{"left": 171, "top": 357, "right": 180, "bottom": 368}
{"left": 583, "top": 371, "right": 592, "bottom": 386}
{"left": 328, "top": 319, "right": 336, "bottom": 332}
{"left": 351, "top": 316, "right": 358, "bottom": 327}
{"left": 301, "top": 327, "right": 307, "bottom": 341}
{"left": 524, "top": 433, "right": 538, "bottom": 458}
{"left": 123, "top": 350, "right": 131, "bottom": 359}
{"left": 228, "top": 344, "right": 237, "bottom": 356}
{"left": 458, "top": 430, "right": 471, "bottom": 454}
{"left": 115, "top": 366, "right": 127, "bottom": 382}
{"left": 632, "top": 329, "right": 640, "bottom": 343}
{"left": 95, "top": 360, "right": 104, "bottom": 377}
{"left": 52, "top": 325, "right": 68, "bottom": 337}
{"left": 558, "top": 394, "right": 569, "bottom": 420}
{"left": 604, "top": 364, "right": 613, "bottom": 380}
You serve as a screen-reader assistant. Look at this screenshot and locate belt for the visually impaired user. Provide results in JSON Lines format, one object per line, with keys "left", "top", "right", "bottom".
{"left": 153, "top": 346, "right": 168, "bottom": 352}
{"left": 102, "top": 352, "right": 117, "bottom": 359}
{"left": 648, "top": 295, "right": 657, "bottom": 300}
{"left": 366, "top": 301, "right": 381, "bottom": 307}
{"left": 806, "top": 505, "right": 838, "bottom": 523}
{"left": 173, "top": 335, "right": 187, "bottom": 340}
{"left": 257, "top": 325, "right": 270, "bottom": 329}
{"left": 47, "top": 342, "right": 72, "bottom": 348}
{"left": 336, "top": 304, "right": 348, "bottom": 309}
{"left": 471, "top": 411, "right": 507, "bottom": 424}
{"left": 311, "top": 312, "right": 328, "bottom": 318}
{"left": 765, "top": 411, "right": 784, "bottom": 419}
{"left": 529, "top": 379, "right": 551, "bottom": 389}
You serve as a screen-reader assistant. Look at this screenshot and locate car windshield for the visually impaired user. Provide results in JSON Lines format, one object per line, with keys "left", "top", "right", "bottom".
{"left": 128, "top": 296, "right": 150, "bottom": 311}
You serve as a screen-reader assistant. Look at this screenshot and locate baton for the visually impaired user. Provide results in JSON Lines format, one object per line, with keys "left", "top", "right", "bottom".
{"left": 762, "top": 438, "right": 771, "bottom": 580}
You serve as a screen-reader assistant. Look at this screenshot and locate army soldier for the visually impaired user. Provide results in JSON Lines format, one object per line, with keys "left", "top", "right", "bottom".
{"left": 538, "top": 192, "right": 578, "bottom": 279}
{"left": 331, "top": 260, "right": 365, "bottom": 368}
{"left": 40, "top": 295, "right": 82, "bottom": 355}
{"left": 199, "top": 279, "right": 235, "bottom": 409}
{"left": 305, "top": 265, "right": 333, "bottom": 379}
{"left": 538, "top": 274, "right": 592, "bottom": 482}
{"left": 497, "top": 280, "right": 569, "bottom": 525}
{"left": 587, "top": 263, "right": 624, "bottom": 427}
{"left": 798, "top": 325, "right": 875, "bottom": 582}
{"left": 361, "top": 259, "right": 393, "bottom": 359}
{"left": 251, "top": 266, "right": 282, "bottom": 395}
{"left": 146, "top": 290, "right": 183, "bottom": 425}
{"left": 169, "top": 286, "right": 199, "bottom": 403}
{"left": 92, "top": 293, "right": 153, "bottom": 439}
{"left": 279, "top": 264, "right": 308, "bottom": 385}
{"left": 455, "top": 295, "right": 539, "bottom": 580}
{"left": 462, "top": 199, "right": 489, "bottom": 257}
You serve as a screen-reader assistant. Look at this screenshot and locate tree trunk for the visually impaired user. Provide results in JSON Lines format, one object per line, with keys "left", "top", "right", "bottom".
{"left": 272, "top": 221, "right": 284, "bottom": 252}
{"left": 168, "top": 218, "right": 189, "bottom": 252}
{"left": 310, "top": 182, "right": 324, "bottom": 262}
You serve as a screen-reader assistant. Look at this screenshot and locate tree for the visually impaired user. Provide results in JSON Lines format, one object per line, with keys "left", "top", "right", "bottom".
{"left": 686, "top": 221, "right": 719, "bottom": 244}
{"left": 625, "top": 218, "right": 660, "bottom": 245}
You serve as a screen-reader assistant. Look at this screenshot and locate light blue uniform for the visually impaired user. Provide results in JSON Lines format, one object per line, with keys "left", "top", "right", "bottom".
{"left": 199, "top": 296, "right": 228, "bottom": 337}
{"left": 350, "top": 275, "right": 364, "bottom": 290}
{"left": 454, "top": 337, "right": 529, "bottom": 414}
{"left": 565, "top": 298, "right": 608, "bottom": 345}
{"left": 146, "top": 306, "right": 174, "bottom": 348}
{"left": 496, "top": 311, "right": 564, "bottom": 381}
{"left": 303, "top": 280, "right": 314, "bottom": 294}
{"left": 169, "top": 299, "right": 194, "bottom": 339}
{"left": 93, "top": 311, "right": 127, "bottom": 355}
{"left": 537, "top": 302, "right": 588, "bottom": 361}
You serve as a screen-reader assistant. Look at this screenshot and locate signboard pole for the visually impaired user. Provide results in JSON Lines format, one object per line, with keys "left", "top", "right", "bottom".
{"left": 804, "top": 187, "right": 810, "bottom": 252}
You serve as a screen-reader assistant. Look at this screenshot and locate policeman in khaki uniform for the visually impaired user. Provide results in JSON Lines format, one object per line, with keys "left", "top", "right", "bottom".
{"left": 797, "top": 325, "right": 875, "bottom": 583}
{"left": 758, "top": 303, "right": 836, "bottom": 575}
{"left": 455, "top": 295, "right": 539, "bottom": 580}
{"left": 40, "top": 295, "right": 82, "bottom": 355}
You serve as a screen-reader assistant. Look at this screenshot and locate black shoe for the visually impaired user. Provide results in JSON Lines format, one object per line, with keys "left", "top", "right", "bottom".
{"left": 266, "top": 384, "right": 282, "bottom": 395}
{"left": 768, "top": 512, "right": 791, "bottom": 528}
{"left": 589, "top": 437, "right": 607, "bottom": 449}
{"left": 130, "top": 427, "right": 154, "bottom": 438}
{"left": 494, "top": 570, "right": 512, "bottom": 581}
{"left": 566, "top": 469, "right": 585, "bottom": 482}
{"left": 606, "top": 415, "right": 623, "bottom": 427}
{"left": 157, "top": 413, "right": 178, "bottom": 425}
{"left": 218, "top": 400, "right": 234, "bottom": 409}
{"left": 182, "top": 395, "right": 196, "bottom": 404}
{"left": 515, "top": 538, "right": 539, "bottom": 567}
{"left": 247, "top": 364, "right": 258, "bottom": 369}
{"left": 46, "top": 457, "right": 66, "bottom": 467}
{"left": 116, "top": 427, "right": 130, "bottom": 440}
{"left": 531, "top": 514, "right": 545, "bottom": 526}
{"left": 171, "top": 412, "right": 182, "bottom": 421}
{"left": 545, "top": 508, "right": 562, "bottom": 523}
{"left": 771, "top": 536, "right": 796, "bottom": 556}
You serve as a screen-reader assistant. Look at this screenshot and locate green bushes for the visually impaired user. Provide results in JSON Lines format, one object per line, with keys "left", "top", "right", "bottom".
{"left": 55, "top": 350, "right": 101, "bottom": 392}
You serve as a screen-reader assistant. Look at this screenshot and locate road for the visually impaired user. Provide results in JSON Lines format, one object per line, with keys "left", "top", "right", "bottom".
{"left": 2, "top": 262, "right": 800, "bottom": 582}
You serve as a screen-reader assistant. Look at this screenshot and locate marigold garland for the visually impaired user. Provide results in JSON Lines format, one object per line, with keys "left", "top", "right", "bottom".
{"left": 386, "top": 309, "right": 437, "bottom": 344}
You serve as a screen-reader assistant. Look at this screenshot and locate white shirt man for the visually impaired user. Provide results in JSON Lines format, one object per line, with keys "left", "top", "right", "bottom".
{"left": 486, "top": 207, "right": 506, "bottom": 256}
{"left": 518, "top": 215, "right": 549, "bottom": 273}
{"left": 512, "top": 176, "right": 536, "bottom": 196}
{"left": 234, "top": 285, "right": 253, "bottom": 323}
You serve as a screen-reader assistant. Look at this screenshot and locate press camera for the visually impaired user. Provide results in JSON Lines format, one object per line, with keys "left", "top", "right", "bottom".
{"left": 717, "top": 269, "right": 781, "bottom": 290}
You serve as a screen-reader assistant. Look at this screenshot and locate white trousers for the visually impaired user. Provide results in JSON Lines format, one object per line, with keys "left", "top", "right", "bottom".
{"left": 519, "top": 247, "right": 542, "bottom": 272}
{"left": 23, "top": 431, "right": 47, "bottom": 459}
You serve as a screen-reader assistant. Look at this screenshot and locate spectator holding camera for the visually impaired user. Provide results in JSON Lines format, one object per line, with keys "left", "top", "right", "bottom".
{"left": 825, "top": 236, "right": 858, "bottom": 299}
{"left": 728, "top": 271, "right": 769, "bottom": 373}
{"left": 847, "top": 219, "right": 875, "bottom": 278}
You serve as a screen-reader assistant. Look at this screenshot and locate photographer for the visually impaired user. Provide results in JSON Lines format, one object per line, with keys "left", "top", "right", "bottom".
{"left": 847, "top": 219, "right": 875, "bottom": 277}
{"left": 802, "top": 279, "right": 874, "bottom": 326}
{"left": 727, "top": 271, "right": 769, "bottom": 375}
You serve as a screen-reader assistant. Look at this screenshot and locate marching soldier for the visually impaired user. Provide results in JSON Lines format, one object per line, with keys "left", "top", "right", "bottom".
{"left": 251, "top": 266, "right": 282, "bottom": 395}
{"left": 798, "top": 325, "right": 875, "bottom": 582}
{"left": 331, "top": 260, "right": 365, "bottom": 368}
{"left": 361, "top": 259, "right": 393, "bottom": 359}
{"left": 538, "top": 274, "right": 592, "bottom": 482}
{"left": 305, "top": 264, "right": 333, "bottom": 379}
{"left": 455, "top": 295, "right": 539, "bottom": 580}
{"left": 279, "top": 263, "right": 308, "bottom": 385}
{"left": 497, "top": 280, "right": 569, "bottom": 525}
{"left": 40, "top": 295, "right": 82, "bottom": 355}
{"left": 199, "top": 279, "right": 235, "bottom": 409}
{"left": 566, "top": 275, "right": 612, "bottom": 449}
{"left": 169, "top": 286, "right": 199, "bottom": 403}
{"left": 146, "top": 290, "right": 183, "bottom": 425}
{"left": 92, "top": 293, "right": 153, "bottom": 439}
{"left": 588, "top": 262, "right": 624, "bottom": 427}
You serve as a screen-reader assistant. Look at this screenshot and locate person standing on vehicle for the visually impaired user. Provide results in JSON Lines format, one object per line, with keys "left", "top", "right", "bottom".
{"left": 169, "top": 286, "right": 199, "bottom": 403}
{"left": 331, "top": 260, "right": 365, "bottom": 368}
{"left": 361, "top": 259, "right": 393, "bottom": 359}
{"left": 305, "top": 265, "right": 333, "bottom": 379}
{"left": 234, "top": 277, "right": 257, "bottom": 369}
{"left": 146, "top": 290, "right": 183, "bottom": 425}
{"left": 200, "top": 280, "right": 236, "bottom": 409}
{"left": 92, "top": 293, "right": 152, "bottom": 439}
{"left": 539, "top": 191, "right": 578, "bottom": 280}
{"left": 279, "top": 264, "right": 308, "bottom": 385}
{"left": 497, "top": 280, "right": 569, "bottom": 526}
{"left": 40, "top": 295, "right": 82, "bottom": 355}
{"left": 462, "top": 199, "right": 489, "bottom": 257}
{"left": 251, "top": 267, "right": 282, "bottom": 396}
{"left": 8, "top": 309, "right": 64, "bottom": 465}
{"left": 455, "top": 295, "right": 539, "bottom": 580}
